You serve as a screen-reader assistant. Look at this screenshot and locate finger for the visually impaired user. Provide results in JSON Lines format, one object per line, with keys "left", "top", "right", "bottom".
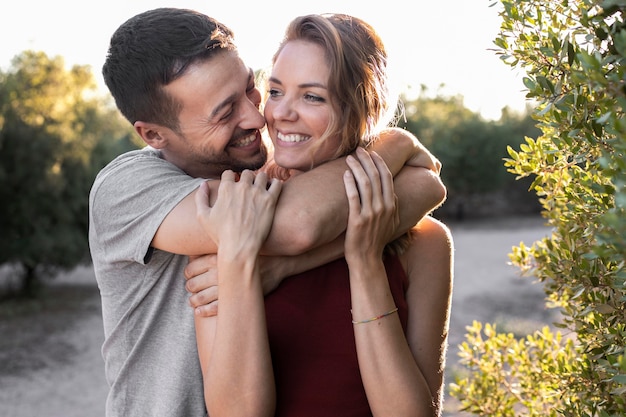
{"left": 254, "top": 171, "right": 268, "bottom": 189}
{"left": 343, "top": 170, "right": 361, "bottom": 216}
{"left": 355, "top": 147, "right": 382, "bottom": 197}
{"left": 185, "top": 268, "right": 218, "bottom": 293}
{"left": 221, "top": 170, "right": 237, "bottom": 182}
{"left": 238, "top": 169, "right": 255, "bottom": 184}
{"left": 370, "top": 152, "right": 399, "bottom": 230}
{"left": 267, "top": 178, "right": 283, "bottom": 200}
{"left": 184, "top": 254, "right": 216, "bottom": 280}
{"left": 188, "top": 286, "right": 218, "bottom": 308}
{"left": 194, "top": 181, "right": 211, "bottom": 218}
{"left": 370, "top": 151, "right": 395, "bottom": 204}
{"left": 346, "top": 153, "right": 372, "bottom": 206}
{"left": 194, "top": 302, "right": 219, "bottom": 318}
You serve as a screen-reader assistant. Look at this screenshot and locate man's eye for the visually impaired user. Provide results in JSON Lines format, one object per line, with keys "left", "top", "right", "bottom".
{"left": 219, "top": 108, "right": 234, "bottom": 121}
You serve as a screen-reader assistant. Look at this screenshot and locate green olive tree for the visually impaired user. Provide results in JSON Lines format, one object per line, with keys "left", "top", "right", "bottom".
{"left": 450, "top": 1, "right": 626, "bottom": 415}
{"left": 0, "top": 51, "right": 136, "bottom": 296}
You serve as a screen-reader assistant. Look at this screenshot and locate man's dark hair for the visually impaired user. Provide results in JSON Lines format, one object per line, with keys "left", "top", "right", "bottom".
{"left": 103, "top": 8, "right": 237, "bottom": 129}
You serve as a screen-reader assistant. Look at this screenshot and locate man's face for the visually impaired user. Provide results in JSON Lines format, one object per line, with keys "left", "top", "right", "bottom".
{"left": 162, "top": 50, "right": 267, "bottom": 178}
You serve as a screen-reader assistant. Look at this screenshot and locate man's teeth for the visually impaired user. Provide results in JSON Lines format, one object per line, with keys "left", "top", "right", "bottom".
{"left": 277, "top": 132, "right": 309, "bottom": 143}
{"left": 232, "top": 134, "right": 256, "bottom": 147}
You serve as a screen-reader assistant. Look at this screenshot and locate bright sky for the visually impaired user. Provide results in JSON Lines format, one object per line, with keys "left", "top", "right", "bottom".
{"left": 1, "top": 0, "right": 528, "bottom": 120}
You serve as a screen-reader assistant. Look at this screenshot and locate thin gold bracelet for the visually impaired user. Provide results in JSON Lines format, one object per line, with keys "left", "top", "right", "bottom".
{"left": 351, "top": 307, "right": 399, "bottom": 325}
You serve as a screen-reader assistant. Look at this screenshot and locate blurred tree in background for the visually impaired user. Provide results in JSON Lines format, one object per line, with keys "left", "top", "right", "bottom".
{"left": 0, "top": 51, "right": 137, "bottom": 297}
{"left": 398, "top": 90, "right": 541, "bottom": 219}
{"left": 450, "top": 0, "right": 626, "bottom": 415}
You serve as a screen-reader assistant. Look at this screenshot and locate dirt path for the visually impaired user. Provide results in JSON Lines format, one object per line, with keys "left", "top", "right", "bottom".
{"left": 0, "top": 216, "right": 554, "bottom": 417}
{"left": 0, "top": 269, "right": 108, "bottom": 417}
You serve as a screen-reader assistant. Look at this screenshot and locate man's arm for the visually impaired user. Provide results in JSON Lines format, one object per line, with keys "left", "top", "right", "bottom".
{"left": 267, "top": 132, "right": 444, "bottom": 256}
{"left": 153, "top": 129, "right": 443, "bottom": 256}
{"left": 187, "top": 163, "right": 446, "bottom": 317}
{"left": 255, "top": 128, "right": 443, "bottom": 255}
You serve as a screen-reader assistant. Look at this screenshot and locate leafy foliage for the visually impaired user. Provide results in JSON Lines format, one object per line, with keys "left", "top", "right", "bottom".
{"left": 450, "top": 0, "right": 626, "bottom": 415}
{"left": 398, "top": 91, "right": 540, "bottom": 218}
{"left": 0, "top": 51, "right": 136, "bottom": 296}
{"left": 454, "top": 322, "right": 585, "bottom": 417}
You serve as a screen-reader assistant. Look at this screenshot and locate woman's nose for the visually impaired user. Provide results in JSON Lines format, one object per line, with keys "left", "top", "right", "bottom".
{"left": 272, "top": 98, "right": 297, "bottom": 121}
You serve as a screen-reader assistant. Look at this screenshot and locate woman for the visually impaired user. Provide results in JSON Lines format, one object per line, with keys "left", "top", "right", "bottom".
{"left": 194, "top": 13, "right": 453, "bottom": 417}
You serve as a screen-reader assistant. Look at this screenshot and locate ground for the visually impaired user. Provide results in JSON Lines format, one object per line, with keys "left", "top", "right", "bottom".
{"left": 0, "top": 216, "right": 556, "bottom": 417}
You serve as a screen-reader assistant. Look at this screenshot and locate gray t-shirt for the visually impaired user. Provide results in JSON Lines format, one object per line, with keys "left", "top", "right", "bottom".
{"left": 89, "top": 147, "right": 207, "bottom": 417}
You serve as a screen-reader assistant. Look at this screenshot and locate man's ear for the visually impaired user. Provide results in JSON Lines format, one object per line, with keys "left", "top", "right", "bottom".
{"left": 134, "top": 121, "right": 168, "bottom": 149}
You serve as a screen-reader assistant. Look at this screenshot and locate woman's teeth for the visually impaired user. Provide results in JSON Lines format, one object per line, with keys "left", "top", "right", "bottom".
{"left": 277, "top": 132, "right": 309, "bottom": 143}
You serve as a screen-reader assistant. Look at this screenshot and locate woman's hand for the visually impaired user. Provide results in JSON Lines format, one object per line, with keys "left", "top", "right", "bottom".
{"left": 195, "top": 170, "right": 283, "bottom": 259}
{"left": 343, "top": 148, "right": 399, "bottom": 263}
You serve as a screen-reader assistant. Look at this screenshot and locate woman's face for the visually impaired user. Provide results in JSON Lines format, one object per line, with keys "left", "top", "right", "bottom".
{"left": 264, "top": 40, "right": 342, "bottom": 173}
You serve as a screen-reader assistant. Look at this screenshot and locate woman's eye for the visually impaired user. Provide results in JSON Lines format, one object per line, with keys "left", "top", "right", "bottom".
{"left": 304, "top": 93, "right": 324, "bottom": 103}
{"left": 268, "top": 88, "right": 281, "bottom": 98}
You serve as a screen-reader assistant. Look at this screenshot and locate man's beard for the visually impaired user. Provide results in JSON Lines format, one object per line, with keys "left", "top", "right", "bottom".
{"left": 200, "top": 139, "right": 268, "bottom": 177}
{"left": 227, "top": 142, "right": 268, "bottom": 172}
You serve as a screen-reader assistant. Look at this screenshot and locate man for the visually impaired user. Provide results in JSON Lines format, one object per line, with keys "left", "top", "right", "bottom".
{"left": 89, "top": 7, "right": 445, "bottom": 417}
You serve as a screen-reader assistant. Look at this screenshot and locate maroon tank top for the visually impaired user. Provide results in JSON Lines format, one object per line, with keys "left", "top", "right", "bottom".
{"left": 264, "top": 256, "right": 408, "bottom": 417}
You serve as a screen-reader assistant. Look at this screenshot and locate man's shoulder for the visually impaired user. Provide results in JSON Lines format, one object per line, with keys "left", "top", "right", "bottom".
{"left": 100, "top": 146, "right": 162, "bottom": 173}
{"left": 93, "top": 147, "right": 181, "bottom": 185}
